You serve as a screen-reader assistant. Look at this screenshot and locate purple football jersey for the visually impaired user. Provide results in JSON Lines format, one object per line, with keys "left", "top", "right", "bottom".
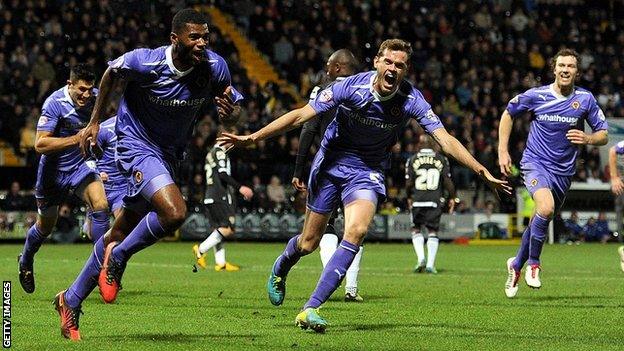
{"left": 507, "top": 84, "right": 608, "bottom": 175}
{"left": 108, "top": 45, "right": 243, "bottom": 159}
{"left": 37, "top": 85, "right": 97, "bottom": 172}
{"left": 96, "top": 116, "right": 125, "bottom": 188}
{"left": 309, "top": 71, "right": 443, "bottom": 169}
{"left": 615, "top": 141, "right": 624, "bottom": 155}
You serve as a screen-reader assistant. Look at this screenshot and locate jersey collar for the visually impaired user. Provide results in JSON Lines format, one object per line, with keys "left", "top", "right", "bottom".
{"left": 549, "top": 83, "right": 575, "bottom": 100}
{"left": 370, "top": 72, "right": 399, "bottom": 102}
{"left": 62, "top": 85, "right": 75, "bottom": 106}
{"left": 165, "top": 45, "right": 195, "bottom": 78}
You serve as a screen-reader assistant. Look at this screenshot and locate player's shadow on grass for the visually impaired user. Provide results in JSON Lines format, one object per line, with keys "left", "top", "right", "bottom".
{"left": 326, "top": 294, "right": 391, "bottom": 303}
{"left": 102, "top": 332, "right": 262, "bottom": 343}
{"left": 331, "top": 321, "right": 499, "bottom": 333}
{"left": 523, "top": 295, "right": 614, "bottom": 301}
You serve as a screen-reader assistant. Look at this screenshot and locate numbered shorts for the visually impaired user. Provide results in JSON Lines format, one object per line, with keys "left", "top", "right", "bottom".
{"left": 411, "top": 206, "right": 442, "bottom": 232}
{"left": 307, "top": 152, "right": 386, "bottom": 214}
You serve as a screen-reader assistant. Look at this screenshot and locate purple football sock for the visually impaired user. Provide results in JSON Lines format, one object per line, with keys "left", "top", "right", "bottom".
{"left": 20, "top": 225, "right": 46, "bottom": 267}
{"left": 65, "top": 237, "right": 105, "bottom": 308}
{"left": 304, "top": 239, "right": 359, "bottom": 309}
{"left": 112, "top": 212, "right": 166, "bottom": 263}
{"left": 527, "top": 213, "right": 549, "bottom": 266}
{"left": 272, "top": 234, "right": 304, "bottom": 277}
{"left": 512, "top": 226, "right": 531, "bottom": 271}
{"left": 89, "top": 210, "right": 110, "bottom": 243}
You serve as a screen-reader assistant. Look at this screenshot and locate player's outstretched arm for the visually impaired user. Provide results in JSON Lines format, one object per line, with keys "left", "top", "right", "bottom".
{"left": 79, "top": 67, "right": 125, "bottom": 156}
{"left": 34, "top": 131, "right": 80, "bottom": 155}
{"left": 497, "top": 110, "right": 514, "bottom": 176}
{"left": 609, "top": 146, "right": 624, "bottom": 196}
{"left": 217, "top": 104, "right": 318, "bottom": 150}
{"left": 432, "top": 128, "right": 512, "bottom": 197}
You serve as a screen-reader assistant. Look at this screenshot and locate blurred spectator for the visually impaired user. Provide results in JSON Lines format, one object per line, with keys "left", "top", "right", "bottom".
{"left": 4, "top": 0, "right": 624, "bottom": 217}
{"left": 53, "top": 203, "right": 79, "bottom": 243}
{"left": 1, "top": 181, "right": 31, "bottom": 211}
{"left": 564, "top": 211, "right": 583, "bottom": 244}
{"left": 266, "top": 175, "right": 286, "bottom": 211}
{"left": 582, "top": 214, "right": 611, "bottom": 243}
{"left": 379, "top": 202, "right": 399, "bottom": 216}
{"left": 187, "top": 173, "right": 206, "bottom": 210}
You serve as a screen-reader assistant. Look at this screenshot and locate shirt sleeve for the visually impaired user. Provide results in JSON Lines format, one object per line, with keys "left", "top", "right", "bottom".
{"left": 108, "top": 49, "right": 153, "bottom": 82}
{"left": 586, "top": 94, "right": 608, "bottom": 132}
{"left": 37, "top": 97, "right": 62, "bottom": 132}
{"left": 211, "top": 56, "right": 244, "bottom": 104}
{"left": 408, "top": 95, "right": 444, "bottom": 134}
{"left": 506, "top": 90, "right": 533, "bottom": 118}
{"left": 308, "top": 79, "right": 348, "bottom": 115}
{"left": 96, "top": 123, "right": 114, "bottom": 150}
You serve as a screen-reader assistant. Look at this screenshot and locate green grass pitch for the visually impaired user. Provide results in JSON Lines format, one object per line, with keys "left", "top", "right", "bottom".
{"left": 1, "top": 242, "right": 623, "bottom": 350}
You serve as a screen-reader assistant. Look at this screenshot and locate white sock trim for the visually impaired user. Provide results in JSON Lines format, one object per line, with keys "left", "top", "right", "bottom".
{"left": 412, "top": 231, "right": 425, "bottom": 264}
{"left": 319, "top": 234, "right": 338, "bottom": 268}
{"left": 345, "top": 246, "right": 363, "bottom": 290}
{"left": 426, "top": 235, "right": 439, "bottom": 269}
{"left": 199, "top": 229, "right": 224, "bottom": 254}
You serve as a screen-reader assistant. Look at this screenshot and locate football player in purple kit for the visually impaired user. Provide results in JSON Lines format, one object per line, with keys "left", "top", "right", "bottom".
{"left": 82, "top": 116, "right": 124, "bottom": 239}
{"left": 499, "top": 49, "right": 608, "bottom": 298}
{"left": 17, "top": 64, "right": 110, "bottom": 294}
{"left": 219, "top": 39, "right": 511, "bottom": 332}
{"left": 53, "top": 9, "right": 242, "bottom": 340}
{"left": 292, "top": 49, "right": 365, "bottom": 302}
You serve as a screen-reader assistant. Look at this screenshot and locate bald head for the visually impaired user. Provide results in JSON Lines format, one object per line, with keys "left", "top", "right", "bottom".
{"left": 326, "top": 49, "right": 358, "bottom": 81}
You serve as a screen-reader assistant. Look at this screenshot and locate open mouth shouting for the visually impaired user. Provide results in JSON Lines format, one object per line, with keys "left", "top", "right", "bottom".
{"left": 382, "top": 71, "right": 398, "bottom": 91}
{"left": 192, "top": 50, "right": 205, "bottom": 63}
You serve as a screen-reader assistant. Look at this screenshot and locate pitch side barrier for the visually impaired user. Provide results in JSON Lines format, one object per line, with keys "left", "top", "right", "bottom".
{"left": 0, "top": 210, "right": 617, "bottom": 244}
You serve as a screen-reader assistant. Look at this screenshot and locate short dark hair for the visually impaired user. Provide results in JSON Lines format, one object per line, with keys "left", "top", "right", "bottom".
{"left": 550, "top": 48, "right": 581, "bottom": 71}
{"left": 329, "top": 49, "right": 359, "bottom": 74}
{"left": 376, "top": 39, "right": 412, "bottom": 63}
{"left": 69, "top": 63, "right": 95, "bottom": 82}
{"left": 172, "top": 8, "right": 208, "bottom": 33}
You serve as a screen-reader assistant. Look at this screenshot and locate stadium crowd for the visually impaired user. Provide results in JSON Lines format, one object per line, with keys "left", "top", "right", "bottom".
{"left": 1, "top": 0, "right": 622, "bottom": 215}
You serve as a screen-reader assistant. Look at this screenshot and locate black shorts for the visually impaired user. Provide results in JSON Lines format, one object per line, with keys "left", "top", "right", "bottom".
{"left": 411, "top": 207, "right": 442, "bottom": 232}
{"left": 205, "top": 202, "right": 236, "bottom": 229}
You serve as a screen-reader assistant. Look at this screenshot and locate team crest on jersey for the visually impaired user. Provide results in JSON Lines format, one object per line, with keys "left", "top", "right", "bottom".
{"left": 195, "top": 76, "right": 208, "bottom": 88}
{"left": 38, "top": 116, "right": 48, "bottom": 127}
{"left": 571, "top": 101, "right": 580, "bottom": 110}
{"left": 530, "top": 178, "right": 538, "bottom": 187}
{"left": 134, "top": 171, "right": 143, "bottom": 184}
{"left": 318, "top": 89, "right": 333, "bottom": 103}
{"left": 390, "top": 106, "right": 401, "bottom": 116}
